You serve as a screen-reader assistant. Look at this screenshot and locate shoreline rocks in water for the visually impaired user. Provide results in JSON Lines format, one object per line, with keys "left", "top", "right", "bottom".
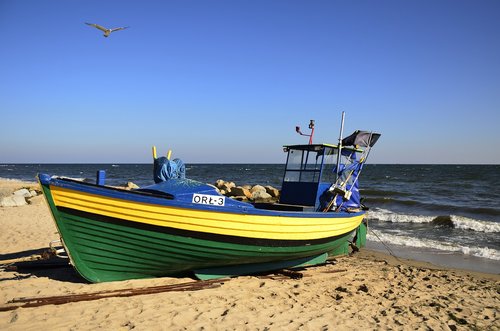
{"left": 213, "top": 179, "right": 280, "bottom": 203}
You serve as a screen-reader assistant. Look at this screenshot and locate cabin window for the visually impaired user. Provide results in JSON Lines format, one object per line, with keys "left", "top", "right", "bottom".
{"left": 283, "top": 149, "right": 323, "bottom": 183}
{"left": 320, "top": 147, "right": 338, "bottom": 183}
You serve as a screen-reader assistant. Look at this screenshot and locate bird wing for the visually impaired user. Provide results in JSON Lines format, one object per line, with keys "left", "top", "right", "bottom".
{"left": 110, "top": 26, "right": 130, "bottom": 33}
{"left": 85, "top": 22, "right": 108, "bottom": 32}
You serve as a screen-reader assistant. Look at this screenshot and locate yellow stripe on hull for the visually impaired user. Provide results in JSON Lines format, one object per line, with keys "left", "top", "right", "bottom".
{"left": 51, "top": 186, "right": 364, "bottom": 240}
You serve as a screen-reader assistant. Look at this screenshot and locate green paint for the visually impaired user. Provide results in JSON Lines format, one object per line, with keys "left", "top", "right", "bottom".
{"left": 355, "top": 220, "right": 367, "bottom": 248}
{"left": 40, "top": 183, "right": 359, "bottom": 283}
{"left": 194, "top": 253, "right": 328, "bottom": 280}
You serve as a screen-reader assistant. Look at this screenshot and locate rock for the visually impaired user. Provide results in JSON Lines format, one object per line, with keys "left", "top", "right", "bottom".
{"left": 265, "top": 185, "right": 280, "bottom": 198}
{"left": 0, "top": 197, "right": 13, "bottom": 207}
{"left": 358, "top": 284, "right": 369, "bottom": 293}
{"left": 13, "top": 188, "right": 31, "bottom": 198}
{"left": 215, "top": 180, "right": 235, "bottom": 192}
{"left": 214, "top": 179, "right": 236, "bottom": 195}
{"left": 220, "top": 182, "right": 234, "bottom": 193}
{"left": 1, "top": 195, "right": 27, "bottom": 207}
{"left": 215, "top": 179, "right": 225, "bottom": 189}
{"left": 250, "top": 185, "right": 266, "bottom": 194}
{"left": 228, "top": 186, "right": 252, "bottom": 199}
{"left": 14, "top": 195, "right": 28, "bottom": 206}
{"left": 252, "top": 190, "right": 272, "bottom": 202}
{"left": 126, "top": 182, "right": 139, "bottom": 190}
{"left": 27, "top": 195, "right": 45, "bottom": 206}
{"left": 335, "top": 286, "right": 348, "bottom": 293}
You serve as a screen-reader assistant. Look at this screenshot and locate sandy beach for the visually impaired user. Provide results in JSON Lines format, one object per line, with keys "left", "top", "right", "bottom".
{"left": 1, "top": 179, "right": 498, "bottom": 330}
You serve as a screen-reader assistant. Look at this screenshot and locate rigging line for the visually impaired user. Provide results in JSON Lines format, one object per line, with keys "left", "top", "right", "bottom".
{"left": 368, "top": 228, "right": 403, "bottom": 263}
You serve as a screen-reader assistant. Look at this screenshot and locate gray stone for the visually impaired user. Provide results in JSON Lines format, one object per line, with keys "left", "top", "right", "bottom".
{"left": 252, "top": 190, "right": 272, "bottom": 202}
{"left": 250, "top": 185, "right": 266, "bottom": 194}
{"left": 265, "top": 185, "right": 280, "bottom": 198}
{"left": 215, "top": 179, "right": 225, "bottom": 189}
{"left": 220, "top": 182, "right": 234, "bottom": 193}
{"left": 0, "top": 197, "right": 14, "bottom": 207}
{"left": 13, "top": 188, "right": 31, "bottom": 198}
{"left": 127, "top": 182, "right": 140, "bottom": 189}
{"left": 228, "top": 186, "right": 252, "bottom": 199}
{"left": 1, "top": 195, "right": 27, "bottom": 207}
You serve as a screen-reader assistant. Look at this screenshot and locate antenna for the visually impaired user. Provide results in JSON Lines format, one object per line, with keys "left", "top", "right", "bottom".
{"left": 295, "top": 120, "right": 315, "bottom": 144}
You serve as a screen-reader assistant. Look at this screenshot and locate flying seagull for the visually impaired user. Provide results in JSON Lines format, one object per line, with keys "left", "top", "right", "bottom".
{"left": 85, "top": 22, "right": 129, "bottom": 37}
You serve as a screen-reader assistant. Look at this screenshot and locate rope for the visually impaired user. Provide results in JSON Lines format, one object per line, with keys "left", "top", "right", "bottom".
{"left": 0, "top": 249, "right": 54, "bottom": 266}
{"left": 369, "top": 228, "right": 402, "bottom": 263}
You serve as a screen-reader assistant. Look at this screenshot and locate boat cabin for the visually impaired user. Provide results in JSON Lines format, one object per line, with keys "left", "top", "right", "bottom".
{"left": 279, "top": 143, "right": 362, "bottom": 210}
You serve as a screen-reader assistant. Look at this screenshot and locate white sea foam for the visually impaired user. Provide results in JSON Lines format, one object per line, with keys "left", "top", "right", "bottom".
{"left": 368, "top": 208, "right": 435, "bottom": 223}
{"left": 367, "top": 231, "right": 500, "bottom": 261}
{"left": 0, "top": 177, "right": 19, "bottom": 181}
{"left": 451, "top": 215, "right": 500, "bottom": 233}
{"left": 368, "top": 208, "right": 500, "bottom": 233}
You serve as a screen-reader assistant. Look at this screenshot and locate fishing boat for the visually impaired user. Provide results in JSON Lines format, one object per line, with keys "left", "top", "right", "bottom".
{"left": 38, "top": 115, "right": 380, "bottom": 282}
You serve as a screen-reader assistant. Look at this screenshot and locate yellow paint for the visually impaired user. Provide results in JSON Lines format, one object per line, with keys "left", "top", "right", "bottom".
{"left": 50, "top": 186, "right": 363, "bottom": 240}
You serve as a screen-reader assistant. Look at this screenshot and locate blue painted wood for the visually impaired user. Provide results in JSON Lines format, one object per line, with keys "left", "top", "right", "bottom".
{"left": 96, "top": 170, "right": 106, "bottom": 186}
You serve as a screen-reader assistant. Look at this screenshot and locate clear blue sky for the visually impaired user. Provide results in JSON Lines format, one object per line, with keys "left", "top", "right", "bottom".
{"left": 1, "top": 0, "right": 499, "bottom": 164}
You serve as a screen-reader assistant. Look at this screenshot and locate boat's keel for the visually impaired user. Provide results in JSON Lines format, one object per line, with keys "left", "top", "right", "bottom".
{"left": 193, "top": 253, "right": 328, "bottom": 280}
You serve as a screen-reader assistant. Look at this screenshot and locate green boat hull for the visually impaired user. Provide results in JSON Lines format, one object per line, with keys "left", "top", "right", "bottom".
{"left": 40, "top": 181, "right": 365, "bottom": 283}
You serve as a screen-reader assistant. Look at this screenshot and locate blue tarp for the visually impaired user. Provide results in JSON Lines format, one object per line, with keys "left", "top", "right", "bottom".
{"left": 153, "top": 157, "right": 186, "bottom": 183}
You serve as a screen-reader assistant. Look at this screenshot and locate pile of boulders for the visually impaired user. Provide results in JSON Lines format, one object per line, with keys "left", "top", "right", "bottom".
{"left": 0, "top": 180, "right": 280, "bottom": 207}
{"left": 0, "top": 187, "right": 41, "bottom": 207}
{"left": 213, "top": 179, "right": 280, "bottom": 203}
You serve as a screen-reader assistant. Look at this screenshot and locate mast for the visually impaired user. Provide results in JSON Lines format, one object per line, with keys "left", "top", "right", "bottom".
{"left": 335, "top": 112, "right": 345, "bottom": 182}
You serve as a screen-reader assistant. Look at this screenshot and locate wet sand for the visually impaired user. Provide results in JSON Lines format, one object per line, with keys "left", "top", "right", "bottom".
{"left": 1, "top": 179, "right": 499, "bottom": 330}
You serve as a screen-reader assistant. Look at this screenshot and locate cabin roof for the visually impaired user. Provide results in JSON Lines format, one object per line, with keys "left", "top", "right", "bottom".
{"left": 283, "top": 143, "right": 363, "bottom": 153}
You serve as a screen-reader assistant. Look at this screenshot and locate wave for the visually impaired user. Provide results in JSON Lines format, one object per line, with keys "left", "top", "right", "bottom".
{"left": 365, "top": 197, "right": 425, "bottom": 206}
{"left": 360, "top": 189, "right": 412, "bottom": 197}
{"left": 0, "top": 176, "right": 27, "bottom": 181}
{"left": 367, "top": 208, "right": 500, "bottom": 233}
{"left": 366, "top": 231, "right": 500, "bottom": 261}
{"left": 364, "top": 197, "right": 500, "bottom": 217}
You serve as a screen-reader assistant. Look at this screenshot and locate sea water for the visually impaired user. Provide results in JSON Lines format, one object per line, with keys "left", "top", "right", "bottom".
{"left": 1, "top": 163, "right": 499, "bottom": 273}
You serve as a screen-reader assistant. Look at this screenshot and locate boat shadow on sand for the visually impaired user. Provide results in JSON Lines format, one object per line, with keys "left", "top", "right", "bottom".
{"left": 0, "top": 248, "right": 86, "bottom": 283}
